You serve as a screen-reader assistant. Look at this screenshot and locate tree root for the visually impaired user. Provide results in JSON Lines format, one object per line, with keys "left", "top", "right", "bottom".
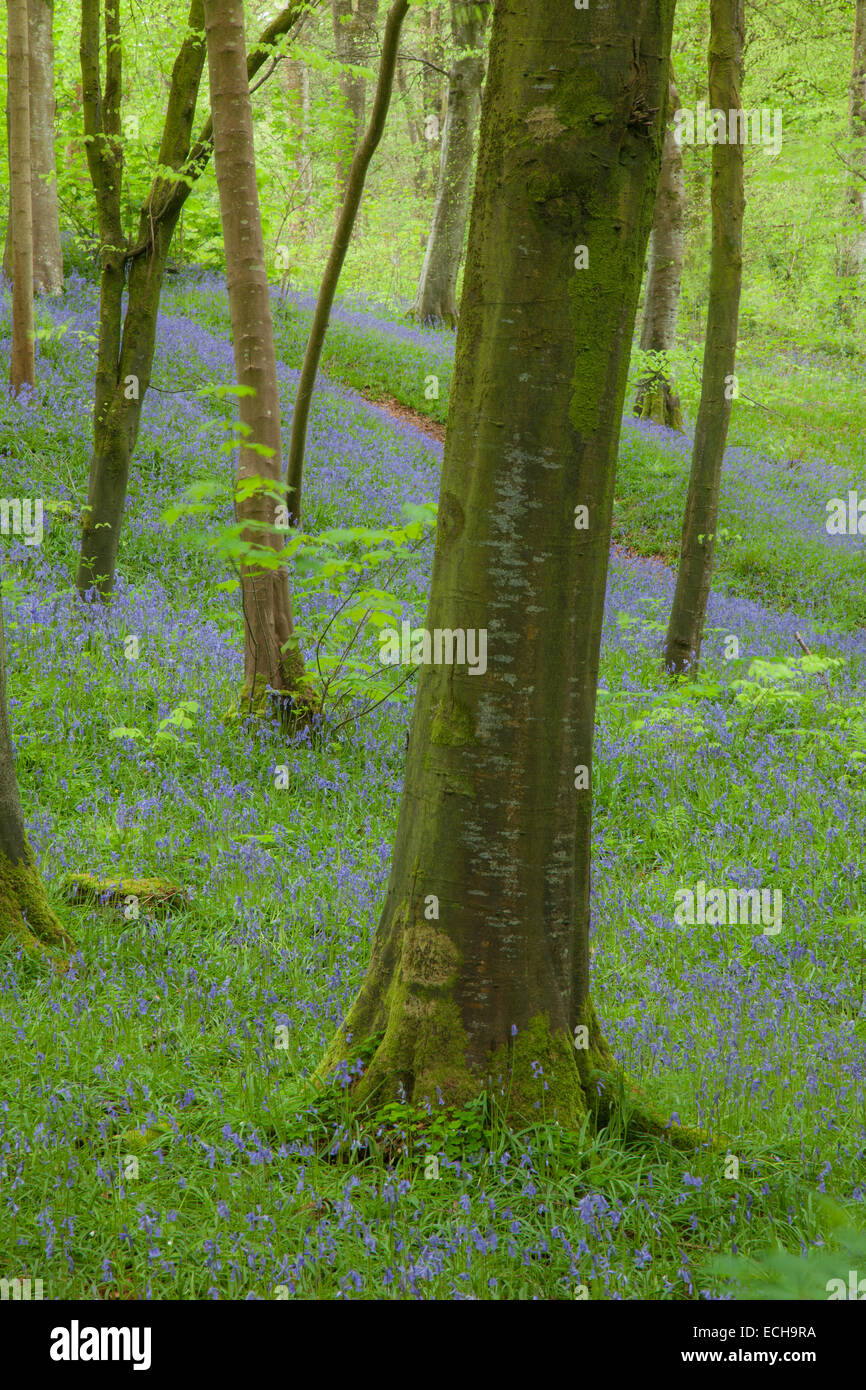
{"left": 587, "top": 1066, "right": 725, "bottom": 1153}
{"left": 0, "top": 854, "right": 74, "bottom": 959}
{"left": 633, "top": 374, "right": 684, "bottom": 432}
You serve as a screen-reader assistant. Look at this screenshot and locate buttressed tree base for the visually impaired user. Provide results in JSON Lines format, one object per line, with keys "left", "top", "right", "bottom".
{"left": 314, "top": 0, "right": 707, "bottom": 1148}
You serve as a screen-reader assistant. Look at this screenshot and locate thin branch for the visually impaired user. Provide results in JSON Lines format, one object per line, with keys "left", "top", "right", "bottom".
{"left": 794, "top": 631, "right": 832, "bottom": 692}
{"left": 127, "top": 0, "right": 321, "bottom": 262}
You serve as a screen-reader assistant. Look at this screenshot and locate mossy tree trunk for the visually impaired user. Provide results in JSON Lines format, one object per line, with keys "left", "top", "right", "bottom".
{"left": 8, "top": 0, "right": 36, "bottom": 394}
{"left": 664, "top": 0, "right": 745, "bottom": 676}
{"left": 634, "top": 69, "right": 684, "bottom": 430}
{"left": 332, "top": 0, "right": 379, "bottom": 202}
{"left": 410, "top": 0, "right": 490, "bottom": 328}
{"left": 76, "top": 0, "right": 207, "bottom": 598}
{"left": 286, "top": 0, "right": 409, "bottom": 526}
{"left": 0, "top": 569, "right": 71, "bottom": 954}
{"left": 318, "top": 0, "right": 676, "bottom": 1127}
{"left": 204, "top": 0, "right": 311, "bottom": 718}
{"left": 75, "top": 0, "right": 318, "bottom": 600}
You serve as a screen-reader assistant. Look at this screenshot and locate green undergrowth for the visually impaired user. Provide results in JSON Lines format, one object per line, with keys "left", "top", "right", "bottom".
{"left": 0, "top": 281, "right": 863, "bottom": 1299}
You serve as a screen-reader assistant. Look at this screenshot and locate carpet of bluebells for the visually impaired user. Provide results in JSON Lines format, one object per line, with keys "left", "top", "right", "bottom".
{"left": 0, "top": 274, "right": 863, "bottom": 1300}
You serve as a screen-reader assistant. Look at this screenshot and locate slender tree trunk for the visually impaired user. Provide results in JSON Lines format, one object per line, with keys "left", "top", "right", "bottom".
{"left": 396, "top": 58, "right": 421, "bottom": 144}
{"left": 410, "top": 0, "right": 489, "bottom": 327}
{"left": 317, "top": 0, "right": 679, "bottom": 1129}
{"left": 75, "top": 3, "right": 316, "bottom": 599}
{"left": 76, "top": 0, "right": 199, "bottom": 597}
{"left": 844, "top": 0, "right": 866, "bottom": 276}
{"left": 663, "top": 0, "right": 745, "bottom": 676}
{"left": 2, "top": 98, "right": 11, "bottom": 284}
{"left": 2, "top": 4, "right": 64, "bottom": 293}
{"left": 409, "top": 2, "right": 445, "bottom": 194}
{"left": 332, "top": 0, "right": 379, "bottom": 200}
{"left": 0, "top": 564, "right": 72, "bottom": 954}
{"left": 8, "top": 0, "right": 36, "bottom": 393}
{"left": 28, "top": 0, "right": 63, "bottom": 294}
{"left": 204, "top": 0, "right": 312, "bottom": 718}
{"left": 75, "top": 0, "right": 317, "bottom": 599}
{"left": 283, "top": 53, "right": 313, "bottom": 194}
{"left": 634, "top": 70, "right": 684, "bottom": 429}
{"left": 682, "top": 9, "right": 710, "bottom": 342}
{"left": 420, "top": 1, "right": 445, "bottom": 144}
{"left": 396, "top": 57, "right": 427, "bottom": 192}
{"left": 286, "top": 0, "right": 409, "bottom": 526}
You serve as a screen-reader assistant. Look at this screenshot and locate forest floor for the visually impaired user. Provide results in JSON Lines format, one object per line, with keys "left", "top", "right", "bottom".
{"left": 0, "top": 273, "right": 863, "bottom": 1299}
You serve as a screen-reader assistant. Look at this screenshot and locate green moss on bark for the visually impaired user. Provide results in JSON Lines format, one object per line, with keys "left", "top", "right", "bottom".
{"left": 430, "top": 694, "right": 476, "bottom": 747}
{"left": 62, "top": 873, "right": 186, "bottom": 913}
{"left": 0, "top": 852, "right": 73, "bottom": 956}
{"left": 488, "top": 1013, "right": 588, "bottom": 1128}
{"left": 317, "top": 992, "right": 717, "bottom": 1154}
{"left": 586, "top": 1067, "right": 722, "bottom": 1154}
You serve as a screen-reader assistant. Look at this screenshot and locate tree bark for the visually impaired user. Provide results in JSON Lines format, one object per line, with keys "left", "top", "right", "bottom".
{"left": 204, "top": 0, "right": 312, "bottom": 718}
{"left": 286, "top": 0, "right": 409, "bottom": 526}
{"left": 76, "top": 0, "right": 204, "bottom": 597}
{"left": 2, "top": 100, "right": 12, "bottom": 283}
{"left": 663, "top": 0, "right": 745, "bottom": 676}
{"left": 8, "top": 0, "right": 36, "bottom": 393}
{"left": 844, "top": 0, "right": 866, "bottom": 275}
{"left": 75, "top": 0, "right": 318, "bottom": 599}
{"left": 317, "top": 0, "right": 678, "bottom": 1126}
{"left": 410, "top": 0, "right": 489, "bottom": 327}
{"left": 332, "top": 0, "right": 379, "bottom": 200}
{"left": 633, "top": 69, "right": 684, "bottom": 430}
{"left": 28, "top": 0, "right": 63, "bottom": 294}
{"left": 0, "top": 563, "right": 72, "bottom": 954}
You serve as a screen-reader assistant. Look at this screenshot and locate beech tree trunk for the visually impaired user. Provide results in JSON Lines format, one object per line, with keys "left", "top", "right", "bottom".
{"left": 204, "top": 0, "right": 311, "bottom": 717}
{"left": 410, "top": 0, "right": 489, "bottom": 327}
{"left": 28, "top": 0, "right": 63, "bottom": 294}
{"left": 318, "top": 0, "right": 678, "bottom": 1128}
{"left": 332, "top": 0, "right": 379, "bottom": 200}
{"left": 286, "top": 0, "right": 409, "bottom": 526}
{"left": 634, "top": 70, "right": 684, "bottom": 430}
{"left": 2, "top": 3, "right": 63, "bottom": 293}
{"left": 663, "top": 0, "right": 745, "bottom": 675}
{"left": 75, "top": 0, "right": 317, "bottom": 599}
{"left": 8, "top": 0, "right": 36, "bottom": 393}
{"left": 0, "top": 565, "right": 72, "bottom": 954}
